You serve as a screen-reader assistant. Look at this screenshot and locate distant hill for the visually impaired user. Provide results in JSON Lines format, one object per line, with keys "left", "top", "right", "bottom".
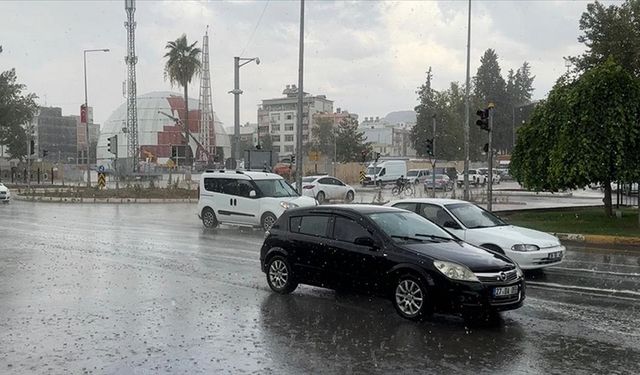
{"left": 384, "top": 110, "right": 416, "bottom": 124}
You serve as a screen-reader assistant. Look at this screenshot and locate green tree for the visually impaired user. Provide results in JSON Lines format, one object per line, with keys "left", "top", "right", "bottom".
{"left": 568, "top": 0, "right": 640, "bottom": 76}
{"left": 335, "top": 117, "right": 371, "bottom": 162}
{"left": 310, "top": 117, "right": 335, "bottom": 156}
{"left": 259, "top": 133, "right": 273, "bottom": 152}
{"left": 411, "top": 67, "right": 437, "bottom": 157}
{"left": 511, "top": 59, "right": 640, "bottom": 216}
{"left": 0, "top": 68, "right": 38, "bottom": 160}
{"left": 163, "top": 34, "right": 201, "bottom": 164}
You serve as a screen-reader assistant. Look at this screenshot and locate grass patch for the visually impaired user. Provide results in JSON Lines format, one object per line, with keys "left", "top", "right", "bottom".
{"left": 499, "top": 206, "right": 640, "bottom": 237}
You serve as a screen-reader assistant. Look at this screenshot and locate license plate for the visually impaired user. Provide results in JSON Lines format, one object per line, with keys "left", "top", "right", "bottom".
{"left": 493, "top": 285, "right": 518, "bottom": 297}
{"left": 547, "top": 251, "right": 563, "bottom": 260}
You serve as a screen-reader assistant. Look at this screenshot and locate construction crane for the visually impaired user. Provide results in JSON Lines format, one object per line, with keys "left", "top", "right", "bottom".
{"left": 158, "top": 111, "right": 213, "bottom": 163}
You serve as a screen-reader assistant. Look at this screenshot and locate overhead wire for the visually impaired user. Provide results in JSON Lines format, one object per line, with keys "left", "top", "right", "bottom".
{"left": 239, "top": 0, "right": 270, "bottom": 56}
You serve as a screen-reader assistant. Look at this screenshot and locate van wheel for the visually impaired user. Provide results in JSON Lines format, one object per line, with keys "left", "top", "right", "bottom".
{"left": 261, "top": 212, "right": 278, "bottom": 231}
{"left": 316, "top": 191, "right": 325, "bottom": 204}
{"left": 202, "top": 208, "right": 218, "bottom": 228}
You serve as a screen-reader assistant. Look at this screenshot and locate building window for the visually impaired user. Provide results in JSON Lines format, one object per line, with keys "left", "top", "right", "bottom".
{"left": 270, "top": 113, "right": 280, "bottom": 121}
{"left": 273, "top": 146, "right": 280, "bottom": 153}
{"left": 284, "top": 145, "right": 294, "bottom": 153}
{"left": 285, "top": 123, "right": 294, "bottom": 131}
{"left": 271, "top": 124, "right": 280, "bottom": 132}
{"left": 285, "top": 112, "right": 293, "bottom": 120}
{"left": 272, "top": 135, "right": 281, "bottom": 142}
{"left": 285, "top": 134, "right": 294, "bottom": 142}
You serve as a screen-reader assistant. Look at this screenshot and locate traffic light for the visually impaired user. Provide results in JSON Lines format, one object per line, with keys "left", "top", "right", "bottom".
{"left": 30, "top": 140, "right": 35, "bottom": 155}
{"left": 425, "top": 139, "right": 434, "bottom": 156}
{"left": 107, "top": 135, "right": 118, "bottom": 155}
{"left": 290, "top": 154, "right": 296, "bottom": 164}
{"left": 42, "top": 149, "right": 48, "bottom": 158}
{"left": 483, "top": 143, "right": 489, "bottom": 153}
{"left": 476, "top": 109, "right": 490, "bottom": 131}
{"left": 255, "top": 144, "right": 262, "bottom": 150}
{"left": 374, "top": 152, "right": 381, "bottom": 163}
{"left": 361, "top": 150, "right": 368, "bottom": 163}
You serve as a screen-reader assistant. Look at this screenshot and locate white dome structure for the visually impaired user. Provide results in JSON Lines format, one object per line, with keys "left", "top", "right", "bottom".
{"left": 97, "top": 91, "right": 229, "bottom": 165}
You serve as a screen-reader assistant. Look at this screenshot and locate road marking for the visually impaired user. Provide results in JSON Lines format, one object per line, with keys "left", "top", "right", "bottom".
{"left": 548, "top": 266, "right": 640, "bottom": 277}
{"left": 527, "top": 281, "right": 640, "bottom": 299}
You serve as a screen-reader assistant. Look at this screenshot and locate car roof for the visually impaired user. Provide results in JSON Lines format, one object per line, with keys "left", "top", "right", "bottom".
{"left": 288, "top": 204, "right": 404, "bottom": 215}
{"left": 201, "top": 170, "right": 283, "bottom": 180}
{"left": 388, "top": 198, "right": 470, "bottom": 206}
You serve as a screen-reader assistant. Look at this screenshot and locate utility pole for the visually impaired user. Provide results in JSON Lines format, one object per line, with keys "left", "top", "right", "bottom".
{"left": 487, "top": 105, "right": 494, "bottom": 211}
{"left": 463, "top": 0, "right": 471, "bottom": 201}
{"left": 295, "top": 0, "right": 305, "bottom": 191}
{"left": 230, "top": 56, "right": 259, "bottom": 167}
{"left": 431, "top": 115, "right": 437, "bottom": 198}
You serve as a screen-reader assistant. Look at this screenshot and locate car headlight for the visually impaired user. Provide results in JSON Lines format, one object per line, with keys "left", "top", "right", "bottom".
{"left": 280, "top": 201, "right": 298, "bottom": 210}
{"left": 515, "top": 265, "right": 524, "bottom": 278}
{"left": 511, "top": 244, "right": 540, "bottom": 252}
{"left": 433, "top": 260, "right": 479, "bottom": 282}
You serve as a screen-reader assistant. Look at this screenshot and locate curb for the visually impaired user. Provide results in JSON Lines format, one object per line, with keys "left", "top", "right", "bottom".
{"left": 14, "top": 195, "right": 196, "bottom": 204}
{"left": 552, "top": 232, "right": 640, "bottom": 246}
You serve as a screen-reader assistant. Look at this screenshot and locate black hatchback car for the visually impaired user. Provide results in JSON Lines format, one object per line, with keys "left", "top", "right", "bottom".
{"left": 260, "top": 205, "right": 525, "bottom": 321}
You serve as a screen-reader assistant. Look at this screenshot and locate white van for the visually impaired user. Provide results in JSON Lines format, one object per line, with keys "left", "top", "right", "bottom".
{"left": 197, "top": 170, "right": 317, "bottom": 230}
{"left": 363, "top": 160, "right": 407, "bottom": 186}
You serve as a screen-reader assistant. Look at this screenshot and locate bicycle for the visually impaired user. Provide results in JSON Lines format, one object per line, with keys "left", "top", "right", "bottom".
{"left": 392, "top": 179, "right": 414, "bottom": 196}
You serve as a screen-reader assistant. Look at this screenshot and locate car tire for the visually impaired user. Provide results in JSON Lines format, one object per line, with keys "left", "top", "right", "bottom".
{"left": 316, "top": 191, "right": 325, "bottom": 204}
{"left": 266, "top": 255, "right": 298, "bottom": 294}
{"left": 261, "top": 212, "right": 278, "bottom": 231}
{"left": 392, "top": 274, "right": 431, "bottom": 321}
{"left": 345, "top": 190, "right": 355, "bottom": 202}
{"left": 201, "top": 207, "right": 218, "bottom": 228}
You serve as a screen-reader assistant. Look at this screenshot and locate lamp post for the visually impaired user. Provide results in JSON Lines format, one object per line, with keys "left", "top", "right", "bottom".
{"left": 230, "top": 56, "right": 260, "bottom": 166}
{"left": 83, "top": 48, "right": 110, "bottom": 187}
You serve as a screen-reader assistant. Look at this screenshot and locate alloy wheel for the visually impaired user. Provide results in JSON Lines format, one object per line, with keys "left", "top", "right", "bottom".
{"left": 269, "top": 259, "right": 289, "bottom": 290}
{"left": 395, "top": 279, "right": 424, "bottom": 317}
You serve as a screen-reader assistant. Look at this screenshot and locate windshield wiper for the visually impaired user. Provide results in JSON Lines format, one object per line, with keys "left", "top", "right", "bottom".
{"left": 415, "top": 234, "right": 455, "bottom": 242}
{"left": 391, "top": 235, "right": 425, "bottom": 243}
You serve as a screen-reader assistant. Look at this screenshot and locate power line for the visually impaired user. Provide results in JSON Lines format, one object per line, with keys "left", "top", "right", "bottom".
{"left": 239, "top": 0, "right": 270, "bottom": 56}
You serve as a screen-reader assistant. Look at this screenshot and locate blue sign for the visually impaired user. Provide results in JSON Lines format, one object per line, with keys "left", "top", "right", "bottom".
{"left": 98, "top": 165, "right": 105, "bottom": 172}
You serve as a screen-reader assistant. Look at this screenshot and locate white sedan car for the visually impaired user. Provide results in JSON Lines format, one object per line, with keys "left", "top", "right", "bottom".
{"left": 0, "top": 182, "right": 10, "bottom": 203}
{"left": 295, "top": 175, "right": 355, "bottom": 204}
{"left": 387, "top": 198, "right": 565, "bottom": 270}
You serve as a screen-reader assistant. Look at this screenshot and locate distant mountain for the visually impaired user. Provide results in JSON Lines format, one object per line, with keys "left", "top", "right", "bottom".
{"left": 384, "top": 110, "right": 416, "bottom": 124}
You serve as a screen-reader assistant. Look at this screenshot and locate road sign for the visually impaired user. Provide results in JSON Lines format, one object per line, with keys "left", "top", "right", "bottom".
{"left": 97, "top": 173, "right": 106, "bottom": 189}
{"left": 98, "top": 165, "right": 105, "bottom": 172}
{"left": 359, "top": 169, "right": 366, "bottom": 182}
{"left": 309, "top": 151, "right": 320, "bottom": 162}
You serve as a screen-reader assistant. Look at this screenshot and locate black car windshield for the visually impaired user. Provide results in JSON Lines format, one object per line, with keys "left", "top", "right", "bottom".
{"left": 253, "top": 179, "right": 299, "bottom": 198}
{"left": 367, "top": 211, "right": 454, "bottom": 243}
{"left": 445, "top": 203, "right": 507, "bottom": 229}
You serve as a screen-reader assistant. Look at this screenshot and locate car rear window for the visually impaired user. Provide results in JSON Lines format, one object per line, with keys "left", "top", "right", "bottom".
{"left": 290, "top": 215, "right": 330, "bottom": 237}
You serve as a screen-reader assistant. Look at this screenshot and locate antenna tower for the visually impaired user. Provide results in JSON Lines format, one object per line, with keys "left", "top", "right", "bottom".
{"left": 125, "top": 0, "right": 139, "bottom": 172}
{"left": 198, "top": 26, "right": 215, "bottom": 162}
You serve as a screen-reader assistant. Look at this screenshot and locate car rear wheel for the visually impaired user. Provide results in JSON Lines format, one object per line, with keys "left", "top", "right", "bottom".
{"left": 261, "top": 212, "right": 277, "bottom": 231}
{"left": 201, "top": 208, "right": 218, "bottom": 228}
{"left": 316, "top": 191, "right": 326, "bottom": 204}
{"left": 345, "top": 190, "right": 354, "bottom": 202}
{"left": 392, "top": 275, "right": 430, "bottom": 321}
{"left": 266, "top": 256, "right": 298, "bottom": 294}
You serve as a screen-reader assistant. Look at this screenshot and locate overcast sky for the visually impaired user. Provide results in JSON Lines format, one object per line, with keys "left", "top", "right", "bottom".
{"left": 1, "top": 0, "right": 605, "bottom": 128}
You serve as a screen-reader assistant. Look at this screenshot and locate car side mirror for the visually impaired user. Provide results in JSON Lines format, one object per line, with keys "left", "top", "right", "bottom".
{"left": 249, "top": 190, "right": 256, "bottom": 198}
{"left": 443, "top": 221, "right": 461, "bottom": 230}
{"left": 354, "top": 236, "right": 377, "bottom": 249}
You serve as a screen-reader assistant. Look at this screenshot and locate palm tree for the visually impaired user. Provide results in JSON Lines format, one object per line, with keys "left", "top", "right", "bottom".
{"left": 164, "top": 34, "right": 201, "bottom": 165}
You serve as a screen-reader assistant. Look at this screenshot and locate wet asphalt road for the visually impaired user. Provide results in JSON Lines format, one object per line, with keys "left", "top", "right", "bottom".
{"left": 1, "top": 202, "right": 639, "bottom": 374}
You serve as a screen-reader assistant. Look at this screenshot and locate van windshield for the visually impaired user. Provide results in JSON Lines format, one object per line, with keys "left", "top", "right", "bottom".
{"left": 407, "top": 170, "right": 419, "bottom": 177}
{"left": 367, "top": 167, "right": 382, "bottom": 175}
{"left": 253, "top": 179, "right": 299, "bottom": 198}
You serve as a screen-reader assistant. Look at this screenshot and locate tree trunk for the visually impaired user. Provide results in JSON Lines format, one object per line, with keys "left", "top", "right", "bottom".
{"left": 603, "top": 181, "right": 613, "bottom": 217}
{"left": 183, "top": 84, "right": 191, "bottom": 167}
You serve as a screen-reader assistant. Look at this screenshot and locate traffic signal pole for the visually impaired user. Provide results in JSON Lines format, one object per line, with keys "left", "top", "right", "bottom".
{"left": 487, "top": 107, "right": 494, "bottom": 211}
{"left": 432, "top": 115, "right": 436, "bottom": 198}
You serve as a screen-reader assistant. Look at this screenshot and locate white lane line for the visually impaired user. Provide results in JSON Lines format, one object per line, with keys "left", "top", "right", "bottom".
{"left": 527, "top": 281, "right": 640, "bottom": 298}
{"left": 547, "top": 266, "right": 640, "bottom": 277}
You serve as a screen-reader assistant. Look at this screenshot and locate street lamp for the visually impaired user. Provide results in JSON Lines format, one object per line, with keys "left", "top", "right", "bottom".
{"left": 83, "top": 48, "right": 110, "bottom": 187}
{"left": 229, "top": 56, "right": 260, "bottom": 166}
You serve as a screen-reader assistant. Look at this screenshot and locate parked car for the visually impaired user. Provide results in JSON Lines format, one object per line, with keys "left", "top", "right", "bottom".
{"left": 456, "top": 169, "right": 483, "bottom": 187}
{"left": 477, "top": 168, "right": 500, "bottom": 184}
{"left": 424, "top": 174, "right": 453, "bottom": 192}
{"left": 293, "top": 175, "right": 355, "bottom": 204}
{"left": 362, "top": 160, "right": 407, "bottom": 186}
{"left": 260, "top": 204, "right": 525, "bottom": 321}
{"left": 388, "top": 198, "right": 566, "bottom": 270}
{"left": 406, "top": 169, "right": 430, "bottom": 184}
{"left": 197, "top": 170, "right": 317, "bottom": 231}
{"left": 0, "top": 182, "right": 10, "bottom": 203}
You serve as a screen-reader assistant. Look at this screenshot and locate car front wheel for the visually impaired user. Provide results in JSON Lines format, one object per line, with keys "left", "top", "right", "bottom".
{"left": 201, "top": 208, "right": 218, "bottom": 228}
{"left": 266, "top": 256, "right": 298, "bottom": 294}
{"left": 392, "top": 275, "right": 430, "bottom": 321}
{"left": 345, "top": 190, "right": 354, "bottom": 202}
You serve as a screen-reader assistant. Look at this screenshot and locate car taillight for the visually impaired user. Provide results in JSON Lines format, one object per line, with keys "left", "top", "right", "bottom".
{"left": 303, "top": 184, "right": 315, "bottom": 189}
